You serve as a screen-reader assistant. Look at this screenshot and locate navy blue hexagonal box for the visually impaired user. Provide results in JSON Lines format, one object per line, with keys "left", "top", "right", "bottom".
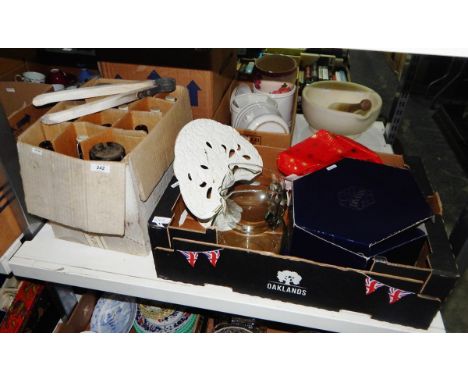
{"left": 290, "top": 158, "right": 434, "bottom": 269}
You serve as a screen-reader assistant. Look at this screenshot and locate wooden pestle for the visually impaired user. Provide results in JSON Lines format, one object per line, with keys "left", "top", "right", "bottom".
{"left": 328, "top": 99, "right": 372, "bottom": 114}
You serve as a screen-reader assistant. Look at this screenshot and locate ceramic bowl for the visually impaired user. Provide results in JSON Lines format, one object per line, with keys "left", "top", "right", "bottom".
{"left": 254, "top": 54, "right": 298, "bottom": 84}
{"left": 234, "top": 100, "right": 289, "bottom": 134}
{"left": 253, "top": 80, "right": 296, "bottom": 126}
{"left": 301, "top": 81, "right": 382, "bottom": 137}
{"left": 230, "top": 83, "right": 252, "bottom": 107}
{"left": 230, "top": 92, "right": 271, "bottom": 116}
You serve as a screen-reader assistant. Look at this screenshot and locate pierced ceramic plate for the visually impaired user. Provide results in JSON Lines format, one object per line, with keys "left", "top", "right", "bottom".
{"left": 90, "top": 294, "right": 137, "bottom": 333}
{"left": 174, "top": 119, "right": 263, "bottom": 221}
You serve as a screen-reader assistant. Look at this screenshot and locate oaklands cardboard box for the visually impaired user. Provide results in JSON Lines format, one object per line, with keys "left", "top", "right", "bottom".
{"left": 0, "top": 81, "right": 53, "bottom": 138}
{"left": 98, "top": 49, "right": 237, "bottom": 120}
{"left": 149, "top": 147, "right": 459, "bottom": 329}
{"left": 212, "top": 80, "right": 298, "bottom": 149}
{"left": 17, "top": 79, "right": 193, "bottom": 255}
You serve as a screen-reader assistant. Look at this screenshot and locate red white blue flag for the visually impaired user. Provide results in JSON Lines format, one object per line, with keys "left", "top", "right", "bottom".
{"left": 202, "top": 250, "right": 221, "bottom": 267}
{"left": 178, "top": 250, "right": 199, "bottom": 268}
{"left": 365, "top": 276, "right": 385, "bottom": 295}
{"left": 387, "top": 287, "right": 413, "bottom": 304}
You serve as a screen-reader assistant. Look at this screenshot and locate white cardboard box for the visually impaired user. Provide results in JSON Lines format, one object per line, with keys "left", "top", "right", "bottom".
{"left": 17, "top": 80, "right": 193, "bottom": 255}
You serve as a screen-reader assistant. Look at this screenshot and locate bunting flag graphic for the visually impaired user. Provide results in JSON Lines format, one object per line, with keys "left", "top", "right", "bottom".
{"left": 202, "top": 250, "right": 222, "bottom": 267}
{"left": 387, "top": 287, "right": 413, "bottom": 304}
{"left": 365, "top": 276, "right": 385, "bottom": 295}
{"left": 178, "top": 251, "right": 200, "bottom": 268}
{"left": 364, "top": 276, "right": 414, "bottom": 304}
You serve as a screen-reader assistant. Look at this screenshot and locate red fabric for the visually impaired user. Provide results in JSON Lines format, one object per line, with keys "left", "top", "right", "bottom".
{"left": 0, "top": 281, "right": 45, "bottom": 333}
{"left": 277, "top": 130, "right": 383, "bottom": 176}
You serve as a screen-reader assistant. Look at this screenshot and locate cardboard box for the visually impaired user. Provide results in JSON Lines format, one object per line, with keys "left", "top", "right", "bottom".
{"left": 0, "top": 163, "right": 25, "bottom": 256}
{"left": 262, "top": 50, "right": 351, "bottom": 81}
{"left": 0, "top": 57, "right": 27, "bottom": 81}
{"left": 25, "top": 62, "right": 99, "bottom": 81}
{"left": 149, "top": 147, "right": 459, "bottom": 329}
{"left": 98, "top": 49, "right": 237, "bottom": 120}
{"left": 17, "top": 78, "right": 193, "bottom": 255}
{"left": 0, "top": 81, "right": 54, "bottom": 138}
{"left": 212, "top": 80, "right": 298, "bottom": 149}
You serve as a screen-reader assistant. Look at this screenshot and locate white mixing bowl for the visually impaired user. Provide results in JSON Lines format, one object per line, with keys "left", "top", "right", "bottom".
{"left": 302, "top": 81, "right": 382, "bottom": 137}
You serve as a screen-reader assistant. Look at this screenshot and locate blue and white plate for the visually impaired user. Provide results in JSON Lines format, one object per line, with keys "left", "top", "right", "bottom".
{"left": 90, "top": 294, "right": 137, "bottom": 333}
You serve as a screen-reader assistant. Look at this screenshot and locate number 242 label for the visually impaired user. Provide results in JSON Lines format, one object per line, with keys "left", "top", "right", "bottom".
{"left": 90, "top": 163, "right": 111, "bottom": 173}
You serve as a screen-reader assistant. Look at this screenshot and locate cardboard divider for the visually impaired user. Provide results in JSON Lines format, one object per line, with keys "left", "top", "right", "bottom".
{"left": 42, "top": 122, "right": 114, "bottom": 154}
{"left": 19, "top": 120, "right": 143, "bottom": 161}
{"left": 77, "top": 109, "right": 127, "bottom": 126}
{"left": 112, "top": 111, "right": 162, "bottom": 133}
{"left": 128, "top": 97, "right": 174, "bottom": 115}
{"left": 18, "top": 120, "right": 69, "bottom": 146}
{"left": 79, "top": 128, "right": 144, "bottom": 161}
{"left": 52, "top": 124, "right": 82, "bottom": 158}
{"left": 51, "top": 122, "right": 137, "bottom": 159}
{"left": 171, "top": 196, "right": 204, "bottom": 231}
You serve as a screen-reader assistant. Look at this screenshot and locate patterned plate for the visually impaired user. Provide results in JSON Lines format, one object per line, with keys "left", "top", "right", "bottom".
{"left": 133, "top": 305, "right": 194, "bottom": 333}
{"left": 176, "top": 314, "right": 199, "bottom": 333}
{"left": 90, "top": 294, "right": 137, "bottom": 333}
{"left": 138, "top": 304, "right": 175, "bottom": 322}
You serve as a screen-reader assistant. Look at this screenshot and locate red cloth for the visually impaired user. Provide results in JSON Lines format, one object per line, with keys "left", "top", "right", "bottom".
{"left": 277, "top": 130, "right": 383, "bottom": 176}
{"left": 0, "top": 281, "right": 45, "bottom": 333}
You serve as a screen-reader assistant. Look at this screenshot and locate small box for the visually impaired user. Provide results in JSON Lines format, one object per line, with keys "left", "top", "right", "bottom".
{"left": 0, "top": 81, "right": 53, "bottom": 138}
{"left": 290, "top": 158, "right": 434, "bottom": 269}
{"left": 0, "top": 57, "right": 27, "bottom": 81}
{"left": 149, "top": 148, "right": 459, "bottom": 329}
{"left": 17, "top": 78, "right": 193, "bottom": 255}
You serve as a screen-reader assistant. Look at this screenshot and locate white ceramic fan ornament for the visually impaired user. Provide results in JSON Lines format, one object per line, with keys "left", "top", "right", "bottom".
{"left": 174, "top": 119, "right": 263, "bottom": 229}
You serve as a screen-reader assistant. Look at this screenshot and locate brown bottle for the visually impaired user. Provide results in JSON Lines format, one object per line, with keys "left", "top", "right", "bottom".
{"left": 38, "top": 140, "right": 54, "bottom": 151}
{"left": 89, "top": 142, "right": 126, "bottom": 162}
{"left": 134, "top": 124, "right": 148, "bottom": 133}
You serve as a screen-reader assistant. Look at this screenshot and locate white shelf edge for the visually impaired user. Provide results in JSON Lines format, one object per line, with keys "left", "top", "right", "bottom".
{"left": 0, "top": 234, "right": 24, "bottom": 275}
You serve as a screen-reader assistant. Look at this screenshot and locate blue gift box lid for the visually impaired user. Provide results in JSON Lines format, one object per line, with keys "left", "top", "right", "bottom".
{"left": 292, "top": 158, "right": 433, "bottom": 255}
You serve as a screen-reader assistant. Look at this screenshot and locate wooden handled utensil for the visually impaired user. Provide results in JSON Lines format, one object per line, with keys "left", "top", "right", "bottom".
{"left": 328, "top": 99, "right": 372, "bottom": 114}
{"left": 36, "top": 78, "right": 177, "bottom": 125}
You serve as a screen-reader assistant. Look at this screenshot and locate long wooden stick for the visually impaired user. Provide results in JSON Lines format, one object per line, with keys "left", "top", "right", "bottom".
{"left": 33, "top": 81, "right": 155, "bottom": 107}
{"left": 41, "top": 86, "right": 155, "bottom": 124}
